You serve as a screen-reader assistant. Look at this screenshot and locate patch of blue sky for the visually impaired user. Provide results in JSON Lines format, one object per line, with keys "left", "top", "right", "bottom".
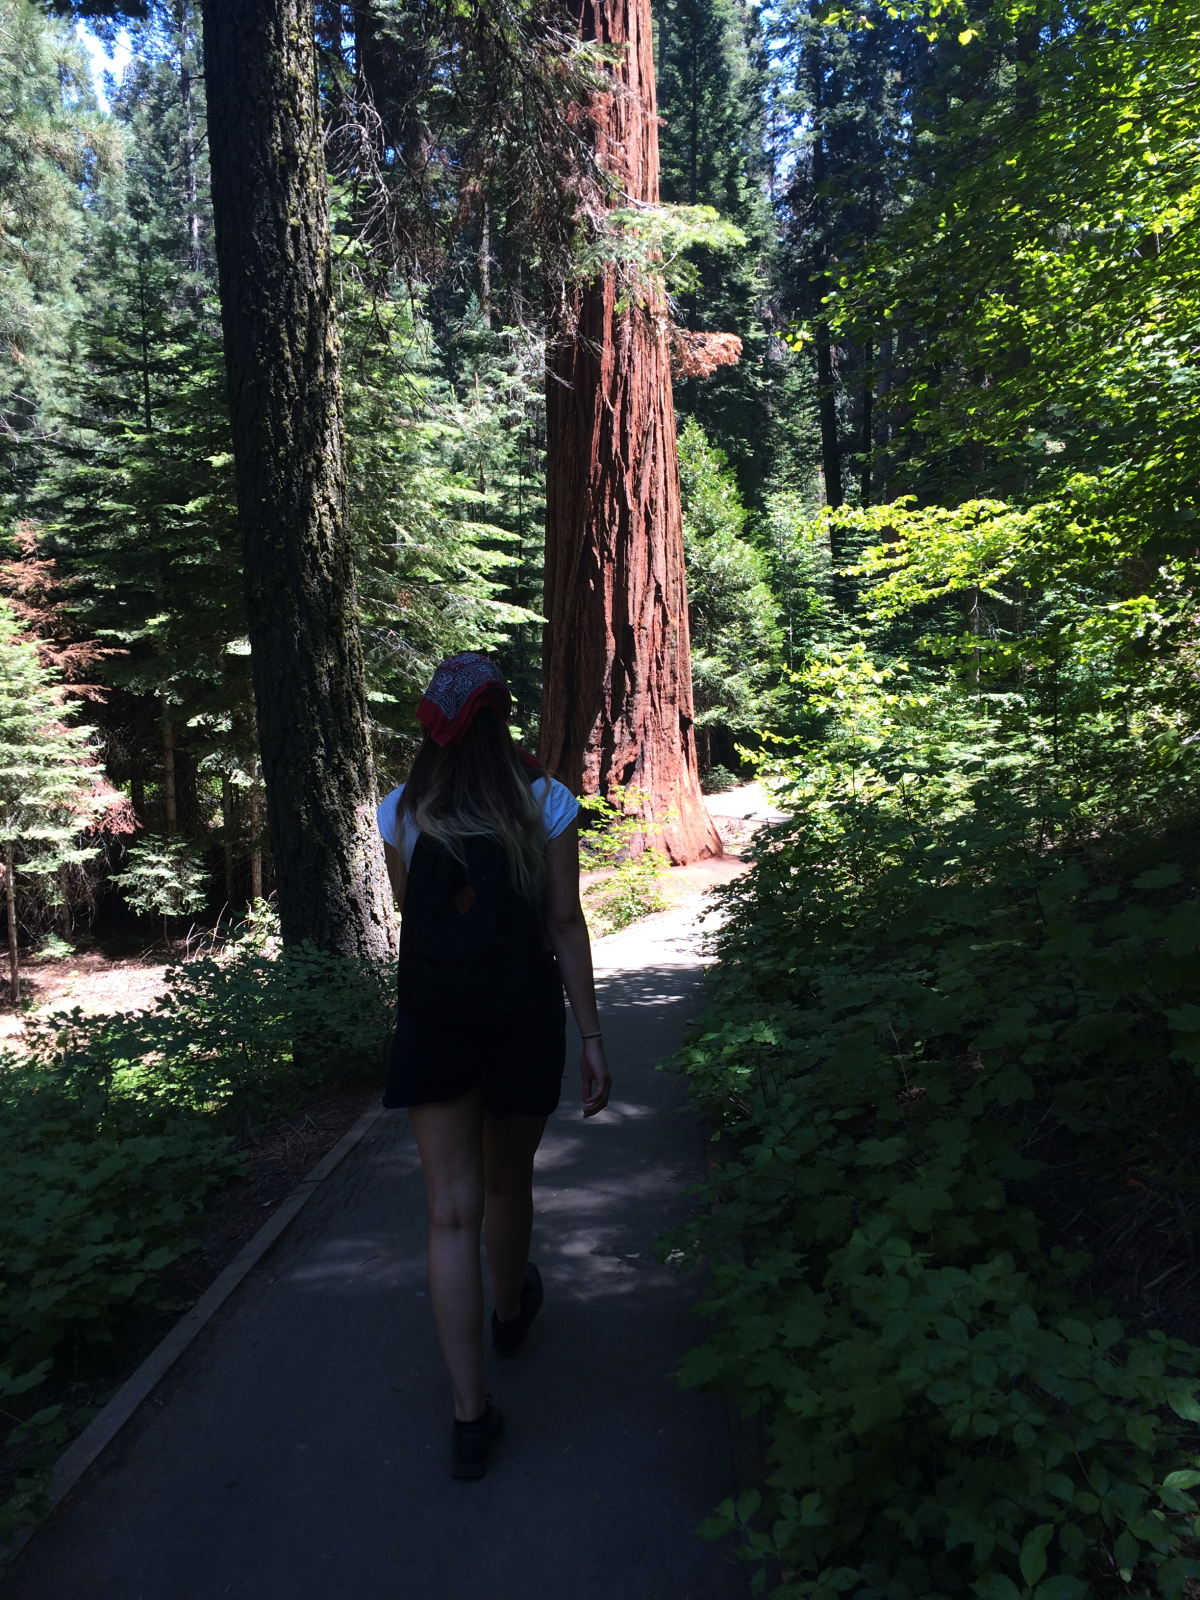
{"left": 74, "top": 22, "right": 132, "bottom": 115}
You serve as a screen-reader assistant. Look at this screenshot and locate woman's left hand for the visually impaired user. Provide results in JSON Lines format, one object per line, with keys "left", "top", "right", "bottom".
{"left": 581, "top": 1037, "right": 612, "bottom": 1117}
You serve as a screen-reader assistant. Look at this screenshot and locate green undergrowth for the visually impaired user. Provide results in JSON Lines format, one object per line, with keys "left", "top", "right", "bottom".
{"left": 0, "top": 919, "right": 392, "bottom": 1542}
{"left": 671, "top": 795, "right": 1200, "bottom": 1600}
{"left": 579, "top": 786, "right": 672, "bottom": 936}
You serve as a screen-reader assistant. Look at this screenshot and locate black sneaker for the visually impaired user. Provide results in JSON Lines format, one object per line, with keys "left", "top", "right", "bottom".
{"left": 491, "top": 1262, "right": 544, "bottom": 1356}
{"left": 451, "top": 1400, "right": 504, "bottom": 1479}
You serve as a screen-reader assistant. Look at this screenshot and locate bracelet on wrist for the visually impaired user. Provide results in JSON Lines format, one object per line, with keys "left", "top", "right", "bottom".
{"left": 580, "top": 1030, "right": 603, "bottom": 1041}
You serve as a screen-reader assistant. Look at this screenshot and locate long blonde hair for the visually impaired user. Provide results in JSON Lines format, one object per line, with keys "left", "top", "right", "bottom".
{"left": 399, "top": 709, "right": 546, "bottom": 900}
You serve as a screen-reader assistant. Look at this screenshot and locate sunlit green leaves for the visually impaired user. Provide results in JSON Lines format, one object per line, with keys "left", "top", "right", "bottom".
{"left": 573, "top": 202, "right": 747, "bottom": 307}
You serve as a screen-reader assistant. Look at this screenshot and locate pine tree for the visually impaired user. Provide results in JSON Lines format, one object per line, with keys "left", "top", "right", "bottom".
{"left": 436, "top": 310, "right": 548, "bottom": 743}
{"left": 338, "top": 283, "right": 543, "bottom": 778}
{"left": 0, "top": 602, "right": 107, "bottom": 1001}
{"left": 656, "top": 0, "right": 808, "bottom": 502}
{"left": 0, "top": 1, "right": 111, "bottom": 513}
{"left": 677, "top": 418, "right": 779, "bottom": 767}
{"left": 46, "top": 230, "right": 244, "bottom": 833}
{"left": 45, "top": 3, "right": 257, "bottom": 897}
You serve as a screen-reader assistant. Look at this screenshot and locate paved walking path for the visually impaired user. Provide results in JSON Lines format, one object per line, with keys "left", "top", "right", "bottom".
{"left": 5, "top": 896, "right": 748, "bottom": 1600}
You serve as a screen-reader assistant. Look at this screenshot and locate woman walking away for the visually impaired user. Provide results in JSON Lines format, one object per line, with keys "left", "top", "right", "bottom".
{"left": 377, "top": 652, "right": 612, "bottom": 1480}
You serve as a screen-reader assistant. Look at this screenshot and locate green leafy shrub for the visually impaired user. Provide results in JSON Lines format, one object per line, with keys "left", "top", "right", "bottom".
{"left": 578, "top": 786, "right": 672, "bottom": 935}
{"left": 702, "top": 765, "right": 740, "bottom": 794}
{"left": 0, "top": 1056, "right": 237, "bottom": 1361}
{"left": 39, "top": 936, "right": 394, "bottom": 1133}
{"left": 672, "top": 796, "right": 1200, "bottom": 1600}
{"left": 111, "top": 834, "right": 210, "bottom": 940}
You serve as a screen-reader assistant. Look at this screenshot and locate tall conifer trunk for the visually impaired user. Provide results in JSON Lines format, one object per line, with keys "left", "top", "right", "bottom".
{"left": 540, "top": 0, "right": 722, "bottom": 864}
{"left": 201, "top": 0, "right": 394, "bottom": 957}
{"left": 5, "top": 846, "right": 17, "bottom": 1005}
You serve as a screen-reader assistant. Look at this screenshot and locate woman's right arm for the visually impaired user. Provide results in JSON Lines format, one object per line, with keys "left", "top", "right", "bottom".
{"left": 544, "top": 823, "right": 611, "bottom": 1117}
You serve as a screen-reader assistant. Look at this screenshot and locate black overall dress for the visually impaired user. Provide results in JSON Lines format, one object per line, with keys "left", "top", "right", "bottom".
{"left": 382, "top": 830, "right": 566, "bottom": 1118}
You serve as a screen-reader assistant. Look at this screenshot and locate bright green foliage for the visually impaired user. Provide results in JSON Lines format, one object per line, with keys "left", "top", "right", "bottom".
{"left": 805, "top": 488, "right": 1200, "bottom": 840}
{"left": 0, "top": 602, "right": 106, "bottom": 892}
{"left": 574, "top": 203, "right": 747, "bottom": 306}
{"left": 339, "top": 280, "right": 543, "bottom": 759}
{"left": 828, "top": 0, "right": 1200, "bottom": 517}
{"left": 758, "top": 492, "right": 839, "bottom": 670}
{"left": 0, "top": 1, "right": 109, "bottom": 506}
{"left": 579, "top": 788, "right": 672, "bottom": 936}
{"left": 110, "top": 835, "right": 209, "bottom": 929}
{"left": 678, "top": 419, "right": 779, "bottom": 764}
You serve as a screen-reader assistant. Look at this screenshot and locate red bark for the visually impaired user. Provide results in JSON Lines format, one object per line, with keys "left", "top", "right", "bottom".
{"left": 539, "top": 0, "right": 722, "bottom": 865}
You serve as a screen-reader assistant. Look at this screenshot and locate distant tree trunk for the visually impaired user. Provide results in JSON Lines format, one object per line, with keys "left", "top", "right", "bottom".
{"left": 249, "top": 766, "right": 264, "bottom": 903}
{"left": 202, "top": 0, "right": 394, "bottom": 958}
{"left": 58, "top": 861, "right": 71, "bottom": 939}
{"left": 807, "top": 27, "right": 843, "bottom": 517}
{"left": 540, "top": 0, "right": 722, "bottom": 864}
{"left": 221, "top": 773, "right": 236, "bottom": 909}
{"left": 479, "top": 203, "right": 493, "bottom": 327}
{"left": 815, "top": 326, "right": 842, "bottom": 509}
{"left": 175, "top": 0, "right": 202, "bottom": 291}
{"left": 5, "top": 846, "right": 17, "bottom": 1005}
{"left": 160, "top": 688, "right": 177, "bottom": 833}
{"left": 153, "top": 561, "right": 178, "bottom": 834}
{"left": 860, "top": 340, "right": 873, "bottom": 506}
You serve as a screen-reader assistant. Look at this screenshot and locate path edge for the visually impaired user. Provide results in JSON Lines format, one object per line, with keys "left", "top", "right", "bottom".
{"left": 0, "top": 1104, "right": 384, "bottom": 1575}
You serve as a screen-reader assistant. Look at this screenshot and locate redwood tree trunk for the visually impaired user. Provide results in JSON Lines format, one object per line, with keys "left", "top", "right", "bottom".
{"left": 540, "top": 0, "right": 722, "bottom": 864}
{"left": 201, "top": 0, "right": 394, "bottom": 957}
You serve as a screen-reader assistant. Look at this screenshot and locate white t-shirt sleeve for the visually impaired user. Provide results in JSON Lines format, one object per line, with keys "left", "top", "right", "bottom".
{"left": 377, "top": 784, "right": 421, "bottom": 867}
{"left": 376, "top": 785, "right": 403, "bottom": 848}
{"left": 536, "top": 776, "right": 580, "bottom": 840}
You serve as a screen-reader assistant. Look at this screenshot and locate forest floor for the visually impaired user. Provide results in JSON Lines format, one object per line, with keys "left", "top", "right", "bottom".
{"left": 0, "top": 951, "right": 170, "bottom": 1039}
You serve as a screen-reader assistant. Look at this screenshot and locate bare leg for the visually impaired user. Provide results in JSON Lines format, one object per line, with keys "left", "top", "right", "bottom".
{"left": 409, "top": 1089, "right": 486, "bottom": 1421}
{"left": 483, "top": 1111, "right": 547, "bottom": 1322}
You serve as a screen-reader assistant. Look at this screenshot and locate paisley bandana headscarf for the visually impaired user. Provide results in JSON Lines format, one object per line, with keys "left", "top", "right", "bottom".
{"left": 416, "top": 652, "right": 511, "bottom": 746}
